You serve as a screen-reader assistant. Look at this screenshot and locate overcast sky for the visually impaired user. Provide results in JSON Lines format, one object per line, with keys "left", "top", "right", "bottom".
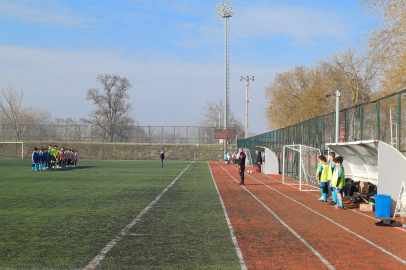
{"left": 0, "top": 0, "right": 378, "bottom": 134}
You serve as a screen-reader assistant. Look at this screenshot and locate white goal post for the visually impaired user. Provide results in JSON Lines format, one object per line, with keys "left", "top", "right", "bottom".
{"left": 244, "top": 148, "right": 253, "bottom": 167}
{"left": 282, "top": 144, "right": 320, "bottom": 191}
{"left": 0, "top": 142, "right": 24, "bottom": 159}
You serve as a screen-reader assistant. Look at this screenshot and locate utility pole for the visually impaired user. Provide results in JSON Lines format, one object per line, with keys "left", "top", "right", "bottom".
{"left": 241, "top": 76, "right": 254, "bottom": 138}
{"left": 216, "top": 2, "right": 233, "bottom": 156}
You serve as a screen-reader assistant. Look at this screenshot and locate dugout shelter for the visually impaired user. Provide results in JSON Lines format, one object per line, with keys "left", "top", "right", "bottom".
{"left": 325, "top": 140, "right": 405, "bottom": 215}
{"left": 255, "top": 146, "right": 279, "bottom": 175}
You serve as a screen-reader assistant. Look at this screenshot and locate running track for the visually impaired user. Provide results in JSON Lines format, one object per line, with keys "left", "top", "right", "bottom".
{"left": 209, "top": 161, "right": 406, "bottom": 270}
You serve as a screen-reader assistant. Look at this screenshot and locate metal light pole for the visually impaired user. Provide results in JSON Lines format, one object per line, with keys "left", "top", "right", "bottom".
{"left": 327, "top": 90, "right": 341, "bottom": 143}
{"left": 217, "top": 2, "right": 233, "bottom": 155}
{"left": 241, "top": 76, "right": 254, "bottom": 138}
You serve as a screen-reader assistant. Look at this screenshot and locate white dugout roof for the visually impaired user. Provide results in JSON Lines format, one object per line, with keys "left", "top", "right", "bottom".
{"left": 326, "top": 140, "right": 406, "bottom": 215}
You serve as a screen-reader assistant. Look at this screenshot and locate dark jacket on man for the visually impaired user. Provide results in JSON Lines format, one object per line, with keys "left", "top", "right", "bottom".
{"left": 238, "top": 152, "right": 246, "bottom": 167}
{"left": 256, "top": 152, "right": 262, "bottom": 164}
{"left": 160, "top": 151, "right": 165, "bottom": 159}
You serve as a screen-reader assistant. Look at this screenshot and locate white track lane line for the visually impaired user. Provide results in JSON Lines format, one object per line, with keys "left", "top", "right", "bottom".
{"left": 84, "top": 161, "right": 194, "bottom": 270}
{"left": 262, "top": 172, "right": 406, "bottom": 233}
{"left": 207, "top": 162, "right": 247, "bottom": 270}
{"left": 215, "top": 163, "right": 335, "bottom": 270}
{"left": 226, "top": 164, "right": 406, "bottom": 265}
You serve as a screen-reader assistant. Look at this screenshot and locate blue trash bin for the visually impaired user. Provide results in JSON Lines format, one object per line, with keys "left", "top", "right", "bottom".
{"left": 375, "top": 194, "right": 391, "bottom": 218}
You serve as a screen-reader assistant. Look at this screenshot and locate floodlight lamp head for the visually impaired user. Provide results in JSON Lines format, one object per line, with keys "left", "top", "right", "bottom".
{"left": 216, "top": 2, "right": 233, "bottom": 18}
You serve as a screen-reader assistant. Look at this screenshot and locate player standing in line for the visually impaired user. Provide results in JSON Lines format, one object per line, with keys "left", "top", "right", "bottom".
{"left": 237, "top": 148, "right": 246, "bottom": 185}
{"left": 332, "top": 157, "right": 345, "bottom": 210}
{"left": 38, "top": 149, "right": 44, "bottom": 171}
{"left": 160, "top": 148, "right": 164, "bottom": 168}
{"left": 316, "top": 157, "right": 324, "bottom": 200}
{"left": 31, "top": 148, "right": 38, "bottom": 171}
{"left": 317, "top": 155, "right": 329, "bottom": 202}
{"left": 327, "top": 152, "right": 337, "bottom": 205}
{"left": 74, "top": 150, "right": 78, "bottom": 167}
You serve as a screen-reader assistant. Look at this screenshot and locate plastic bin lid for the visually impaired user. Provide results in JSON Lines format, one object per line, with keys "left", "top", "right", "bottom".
{"left": 375, "top": 194, "right": 391, "bottom": 198}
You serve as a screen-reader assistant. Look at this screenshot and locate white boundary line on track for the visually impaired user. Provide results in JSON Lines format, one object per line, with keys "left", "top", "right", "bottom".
{"left": 214, "top": 162, "right": 335, "bottom": 270}
{"left": 83, "top": 161, "right": 194, "bottom": 270}
{"left": 262, "top": 172, "right": 406, "bottom": 233}
{"left": 207, "top": 162, "right": 247, "bottom": 270}
{"left": 228, "top": 165, "right": 406, "bottom": 265}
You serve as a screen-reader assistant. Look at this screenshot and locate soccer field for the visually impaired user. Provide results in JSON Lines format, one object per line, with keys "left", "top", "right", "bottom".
{"left": 0, "top": 159, "right": 240, "bottom": 269}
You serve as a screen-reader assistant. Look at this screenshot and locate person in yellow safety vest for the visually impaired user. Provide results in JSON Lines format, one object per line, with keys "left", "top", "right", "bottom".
{"left": 327, "top": 152, "right": 337, "bottom": 205}
{"left": 331, "top": 156, "right": 345, "bottom": 210}
{"left": 316, "top": 158, "right": 324, "bottom": 200}
{"left": 317, "top": 155, "right": 330, "bottom": 202}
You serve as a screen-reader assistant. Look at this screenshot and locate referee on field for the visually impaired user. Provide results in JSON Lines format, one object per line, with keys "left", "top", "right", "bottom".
{"left": 237, "top": 148, "right": 246, "bottom": 185}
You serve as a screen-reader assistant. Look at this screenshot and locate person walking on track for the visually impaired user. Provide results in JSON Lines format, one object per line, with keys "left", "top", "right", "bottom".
{"left": 256, "top": 150, "right": 262, "bottom": 173}
{"left": 160, "top": 148, "right": 164, "bottom": 168}
{"left": 238, "top": 148, "right": 246, "bottom": 185}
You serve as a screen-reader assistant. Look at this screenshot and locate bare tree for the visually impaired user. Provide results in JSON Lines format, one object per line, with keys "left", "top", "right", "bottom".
{"left": 0, "top": 86, "right": 24, "bottom": 140}
{"left": 358, "top": 0, "right": 406, "bottom": 93}
{"left": 200, "top": 100, "right": 245, "bottom": 139}
{"left": 320, "top": 46, "right": 378, "bottom": 107}
{"left": 83, "top": 74, "right": 134, "bottom": 142}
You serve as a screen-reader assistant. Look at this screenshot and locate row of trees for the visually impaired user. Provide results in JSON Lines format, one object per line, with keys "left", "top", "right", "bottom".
{"left": 265, "top": 0, "right": 404, "bottom": 130}
{"left": 0, "top": 74, "right": 136, "bottom": 142}
{"left": 1, "top": 74, "right": 245, "bottom": 142}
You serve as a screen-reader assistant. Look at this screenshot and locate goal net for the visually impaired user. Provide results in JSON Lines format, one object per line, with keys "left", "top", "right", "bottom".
{"left": 0, "top": 142, "right": 24, "bottom": 159}
{"left": 282, "top": 145, "right": 320, "bottom": 191}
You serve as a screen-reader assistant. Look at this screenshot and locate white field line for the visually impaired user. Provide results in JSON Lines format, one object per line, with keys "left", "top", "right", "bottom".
{"left": 350, "top": 209, "right": 406, "bottom": 233}
{"left": 229, "top": 165, "right": 406, "bottom": 265}
{"left": 262, "top": 174, "right": 320, "bottom": 197}
{"left": 83, "top": 161, "right": 194, "bottom": 270}
{"left": 215, "top": 163, "right": 335, "bottom": 270}
{"left": 263, "top": 172, "right": 406, "bottom": 233}
{"left": 208, "top": 162, "right": 247, "bottom": 270}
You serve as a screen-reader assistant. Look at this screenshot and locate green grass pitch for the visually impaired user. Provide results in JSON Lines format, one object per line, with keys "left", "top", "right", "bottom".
{"left": 0, "top": 159, "right": 240, "bottom": 269}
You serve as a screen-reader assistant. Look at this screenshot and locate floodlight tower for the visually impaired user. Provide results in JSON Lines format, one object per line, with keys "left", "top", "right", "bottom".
{"left": 216, "top": 1, "right": 233, "bottom": 155}
{"left": 241, "top": 76, "right": 254, "bottom": 138}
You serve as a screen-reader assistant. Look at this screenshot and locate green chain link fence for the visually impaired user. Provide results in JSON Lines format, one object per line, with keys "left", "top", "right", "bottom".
{"left": 0, "top": 125, "right": 235, "bottom": 161}
{"left": 238, "top": 90, "right": 406, "bottom": 173}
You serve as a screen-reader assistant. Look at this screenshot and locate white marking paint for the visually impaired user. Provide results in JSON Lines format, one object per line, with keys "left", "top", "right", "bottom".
{"left": 263, "top": 172, "right": 406, "bottom": 233}
{"left": 215, "top": 163, "right": 335, "bottom": 270}
{"left": 227, "top": 165, "right": 406, "bottom": 265}
{"left": 208, "top": 162, "right": 247, "bottom": 270}
{"left": 84, "top": 161, "right": 194, "bottom": 270}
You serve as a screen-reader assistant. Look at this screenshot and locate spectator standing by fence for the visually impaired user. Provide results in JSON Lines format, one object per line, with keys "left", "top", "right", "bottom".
{"left": 160, "top": 148, "right": 165, "bottom": 168}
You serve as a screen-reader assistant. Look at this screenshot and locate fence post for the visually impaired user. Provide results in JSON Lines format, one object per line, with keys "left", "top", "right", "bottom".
{"left": 398, "top": 94, "right": 401, "bottom": 150}
{"left": 148, "top": 126, "right": 151, "bottom": 160}
{"left": 345, "top": 109, "right": 349, "bottom": 142}
{"left": 174, "top": 126, "right": 176, "bottom": 160}
{"left": 65, "top": 125, "right": 67, "bottom": 147}
{"left": 136, "top": 125, "right": 139, "bottom": 160}
{"left": 27, "top": 124, "right": 30, "bottom": 157}
{"left": 360, "top": 106, "right": 363, "bottom": 141}
{"left": 322, "top": 116, "right": 325, "bottom": 154}
{"left": 377, "top": 100, "right": 380, "bottom": 140}
{"left": 90, "top": 125, "right": 93, "bottom": 158}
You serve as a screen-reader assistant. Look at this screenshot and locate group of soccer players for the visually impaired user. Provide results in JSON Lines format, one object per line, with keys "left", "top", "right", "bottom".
{"left": 317, "top": 152, "right": 346, "bottom": 210}
{"left": 31, "top": 145, "right": 78, "bottom": 171}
